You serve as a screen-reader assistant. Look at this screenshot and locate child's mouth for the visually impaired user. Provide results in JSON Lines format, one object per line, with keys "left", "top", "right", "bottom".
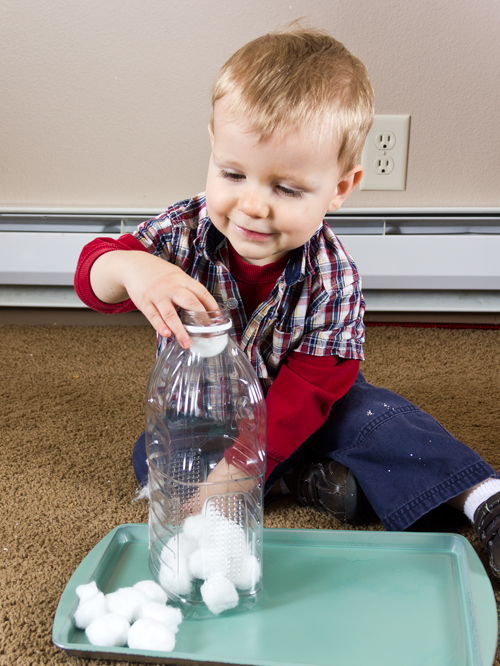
{"left": 234, "top": 224, "right": 273, "bottom": 241}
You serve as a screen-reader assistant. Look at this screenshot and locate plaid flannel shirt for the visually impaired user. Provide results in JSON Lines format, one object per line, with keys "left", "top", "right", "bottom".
{"left": 134, "top": 193, "right": 365, "bottom": 395}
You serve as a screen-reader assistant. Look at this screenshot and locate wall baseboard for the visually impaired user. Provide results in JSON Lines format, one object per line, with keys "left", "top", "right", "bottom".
{"left": 1, "top": 307, "right": 499, "bottom": 327}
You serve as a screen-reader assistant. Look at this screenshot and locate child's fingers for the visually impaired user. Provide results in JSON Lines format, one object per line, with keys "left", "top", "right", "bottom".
{"left": 161, "top": 310, "right": 192, "bottom": 349}
{"left": 187, "top": 280, "right": 220, "bottom": 313}
{"left": 157, "top": 287, "right": 219, "bottom": 347}
{"left": 143, "top": 308, "right": 174, "bottom": 340}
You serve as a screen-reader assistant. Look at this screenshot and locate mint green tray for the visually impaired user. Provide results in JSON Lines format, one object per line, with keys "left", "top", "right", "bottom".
{"left": 53, "top": 524, "right": 497, "bottom": 666}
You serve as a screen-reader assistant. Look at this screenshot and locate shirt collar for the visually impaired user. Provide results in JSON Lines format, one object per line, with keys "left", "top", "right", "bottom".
{"left": 193, "top": 199, "right": 323, "bottom": 284}
{"left": 192, "top": 206, "right": 227, "bottom": 261}
{"left": 284, "top": 225, "right": 323, "bottom": 286}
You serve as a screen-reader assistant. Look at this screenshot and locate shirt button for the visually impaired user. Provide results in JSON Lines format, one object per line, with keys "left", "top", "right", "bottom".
{"left": 226, "top": 298, "right": 238, "bottom": 310}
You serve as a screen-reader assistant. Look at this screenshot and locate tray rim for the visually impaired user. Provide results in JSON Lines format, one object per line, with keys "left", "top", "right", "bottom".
{"left": 52, "top": 523, "right": 498, "bottom": 666}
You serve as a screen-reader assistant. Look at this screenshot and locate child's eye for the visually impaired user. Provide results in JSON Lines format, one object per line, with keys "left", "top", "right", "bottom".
{"left": 220, "top": 170, "right": 245, "bottom": 182}
{"left": 277, "top": 185, "right": 303, "bottom": 199}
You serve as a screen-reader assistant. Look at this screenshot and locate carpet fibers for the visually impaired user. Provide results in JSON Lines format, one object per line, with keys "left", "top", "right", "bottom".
{"left": 1, "top": 324, "right": 499, "bottom": 665}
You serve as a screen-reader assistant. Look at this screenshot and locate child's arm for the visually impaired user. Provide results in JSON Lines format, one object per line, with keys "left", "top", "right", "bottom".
{"left": 264, "top": 352, "right": 359, "bottom": 479}
{"left": 90, "top": 249, "right": 218, "bottom": 346}
{"left": 75, "top": 234, "right": 219, "bottom": 348}
{"left": 221, "top": 352, "right": 359, "bottom": 484}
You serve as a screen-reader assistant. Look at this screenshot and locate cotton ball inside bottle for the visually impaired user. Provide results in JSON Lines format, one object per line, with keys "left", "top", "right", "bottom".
{"left": 203, "top": 513, "right": 248, "bottom": 557}
{"left": 74, "top": 591, "right": 107, "bottom": 629}
{"left": 189, "top": 334, "right": 228, "bottom": 358}
{"left": 105, "top": 587, "right": 148, "bottom": 623}
{"left": 167, "top": 533, "right": 198, "bottom": 559}
{"left": 159, "top": 560, "right": 192, "bottom": 596}
{"left": 85, "top": 613, "right": 130, "bottom": 647}
{"left": 189, "top": 546, "right": 230, "bottom": 580}
{"left": 200, "top": 574, "right": 239, "bottom": 615}
{"left": 231, "top": 554, "right": 261, "bottom": 590}
{"left": 182, "top": 513, "right": 208, "bottom": 545}
{"left": 158, "top": 535, "right": 197, "bottom": 596}
{"left": 133, "top": 580, "right": 168, "bottom": 605}
{"left": 159, "top": 549, "right": 192, "bottom": 596}
{"left": 139, "top": 601, "right": 183, "bottom": 633}
{"left": 128, "top": 618, "right": 176, "bottom": 652}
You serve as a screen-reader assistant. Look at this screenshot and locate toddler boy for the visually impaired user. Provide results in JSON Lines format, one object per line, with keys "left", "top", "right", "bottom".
{"left": 75, "top": 27, "right": 500, "bottom": 579}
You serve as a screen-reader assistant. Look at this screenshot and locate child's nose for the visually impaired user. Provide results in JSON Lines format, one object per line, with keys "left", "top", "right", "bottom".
{"left": 237, "top": 189, "right": 270, "bottom": 218}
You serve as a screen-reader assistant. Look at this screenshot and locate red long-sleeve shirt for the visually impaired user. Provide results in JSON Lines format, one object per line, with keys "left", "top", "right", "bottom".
{"left": 74, "top": 236, "right": 359, "bottom": 479}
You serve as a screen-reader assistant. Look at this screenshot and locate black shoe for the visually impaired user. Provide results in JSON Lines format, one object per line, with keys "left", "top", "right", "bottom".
{"left": 284, "top": 454, "right": 373, "bottom": 525}
{"left": 473, "top": 491, "right": 500, "bottom": 579}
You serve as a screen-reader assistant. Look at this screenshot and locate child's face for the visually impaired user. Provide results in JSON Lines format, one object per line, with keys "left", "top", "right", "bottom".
{"left": 205, "top": 97, "right": 362, "bottom": 266}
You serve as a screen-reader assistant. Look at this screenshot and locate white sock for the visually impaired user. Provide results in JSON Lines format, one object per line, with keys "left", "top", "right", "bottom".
{"left": 463, "top": 478, "right": 500, "bottom": 522}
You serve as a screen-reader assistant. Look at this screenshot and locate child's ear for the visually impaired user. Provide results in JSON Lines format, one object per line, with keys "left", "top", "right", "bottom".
{"left": 208, "top": 124, "right": 214, "bottom": 147}
{"left": 327, "top": 165, "right": 364, "bottom": 212}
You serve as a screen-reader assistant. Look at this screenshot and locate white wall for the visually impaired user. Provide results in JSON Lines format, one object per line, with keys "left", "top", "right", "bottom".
{"left": 1, "top": 0, "right": 499, "bottom": 210}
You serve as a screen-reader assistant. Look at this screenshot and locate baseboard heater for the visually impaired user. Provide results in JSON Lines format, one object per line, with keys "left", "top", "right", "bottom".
{"left": 1, "top": 208, "right": 499, "bottom": 313}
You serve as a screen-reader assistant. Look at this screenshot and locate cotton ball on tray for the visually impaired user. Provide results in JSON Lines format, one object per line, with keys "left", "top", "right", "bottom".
{"left": 128, "top": 618, "right": 176, "bottom": 652}
{"left": 200, "top": 574, "right": 239, "bottom": 615}
{"left": 105, "top": 587, "right": 148, "bottom": 623}
{"left": 76, "top": 581, "right": 100, "bottom": 602}
{"left": 74, "top": 591, "right": 107, "bottom": 630}
{"left": 139, "top": 601, "right": 183, "bottom": 633}
{"left": 189, "top": 547, "right": 230, "bottom": 580}
{"left": 231, "top": 554, "right": 261, "bottom": 590}
{"left": 85, "top": 613, "right": 130, "bottom": 647}
{"left": 133, "top": 580, "right": 168, "bottom": 605}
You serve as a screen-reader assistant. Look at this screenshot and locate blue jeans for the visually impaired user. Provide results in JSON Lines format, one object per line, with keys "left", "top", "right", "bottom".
{"left": 133, "top": 371, "right": 497, "bottom": 532}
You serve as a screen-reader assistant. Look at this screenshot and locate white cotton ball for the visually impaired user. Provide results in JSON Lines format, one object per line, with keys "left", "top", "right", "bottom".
{"left": 128, "top": 618, "right": 176, "bottom": 652}
{"left": 200, "top": 574, "right": 239, "bottom": 615}
{"left": 133, "top": 580, "right": 168, "bottom": 605}
{"left": 182, "top": 513, "right": 207, "bottom": 544}
{"left": 203, "top": 514, "right": 248, "bottom": 558}
{"left": 76, "top": 581, "right": 100, "bottom": 601}
{"left": 158, "top": 540, "right": 194, "bottom": 596}
{"left": 134, "top": 483, "right": 150, "bottom": 501}
{"left": 74, "top": 591, "right": 107, "bottom": 629}
{"left": 231, "top": 554, "right": 261, "bottom": 590}
{"left": 189, "top": 334, "right": 228, "bottom": 358}
{"left": 105, "top": 587, "right": 148, "bottom": 623}
{"left": 159, "top": 560, "right": 192, "bottom": 596}
{"left": 85, "top": 613, "right": 130, "bottom": 647}
{"left": 167, "top": 533, "right": 198, "bottom": 559}
{"left": 189, "top": 547, "right": 230, "bottom": 580}
{"left": 139, "top": 602, "right": 183, "bottom": 633}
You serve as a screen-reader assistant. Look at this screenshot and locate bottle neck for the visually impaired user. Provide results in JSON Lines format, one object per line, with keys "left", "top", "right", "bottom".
{"left": 181, "top": 308, "right": 232, "bottom": 337}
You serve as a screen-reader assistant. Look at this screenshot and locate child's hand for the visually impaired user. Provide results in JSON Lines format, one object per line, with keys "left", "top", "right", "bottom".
{"left": 197, "top": 459, "right": 257, "bottom": 512}
{"left": 91, "top": 250, "right": 219, "bottom": 348}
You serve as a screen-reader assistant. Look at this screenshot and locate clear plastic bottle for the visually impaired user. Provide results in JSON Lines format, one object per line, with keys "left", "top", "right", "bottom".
{"left": 146, "top": 308, "right": 266, "bottom": 618}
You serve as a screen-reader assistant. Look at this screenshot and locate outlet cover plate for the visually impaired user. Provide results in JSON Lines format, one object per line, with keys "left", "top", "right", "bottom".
{"left": 360, "top": 115, "right": 410, "bottom": 191}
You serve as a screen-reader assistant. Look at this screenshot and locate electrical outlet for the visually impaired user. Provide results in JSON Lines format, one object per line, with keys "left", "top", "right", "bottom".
{"left": 374, "top": 156, "right": 394, "bottom": 175}
{"left": 359, "top": 115, "right": 410, "bottom": 190}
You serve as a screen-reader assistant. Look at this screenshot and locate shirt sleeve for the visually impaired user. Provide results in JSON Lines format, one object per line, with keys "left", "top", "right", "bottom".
{"left": 225, "top": 351, "right": 359, "bottom": 481}
{"left": 264, "top": 351, "right": 359, "bottom": 480}
{"left": 73, "top": 234, "right": 149, "bottom": 313}
{"left": 293, "top": 278, "right": 365, "bottom": 361}
{"left": 293, "top": 229, "right": 365, "bottom": 361}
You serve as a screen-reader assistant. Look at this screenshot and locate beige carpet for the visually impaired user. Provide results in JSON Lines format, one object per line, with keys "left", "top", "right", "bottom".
{"left": 0, "top": 324, "right": 499, "bottom": 665}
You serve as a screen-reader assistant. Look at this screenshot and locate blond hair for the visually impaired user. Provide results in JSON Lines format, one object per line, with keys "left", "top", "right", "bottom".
{"left": 210, "top": 27, "right": 374, "bottom": 175}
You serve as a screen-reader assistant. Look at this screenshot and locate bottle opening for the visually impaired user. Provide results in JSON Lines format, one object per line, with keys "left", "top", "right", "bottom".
{"left": 181, "top": 307, "right": 232, "bottom": 334}
{"left": 185, "top": 321, "right": 232, "bottom": 334}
